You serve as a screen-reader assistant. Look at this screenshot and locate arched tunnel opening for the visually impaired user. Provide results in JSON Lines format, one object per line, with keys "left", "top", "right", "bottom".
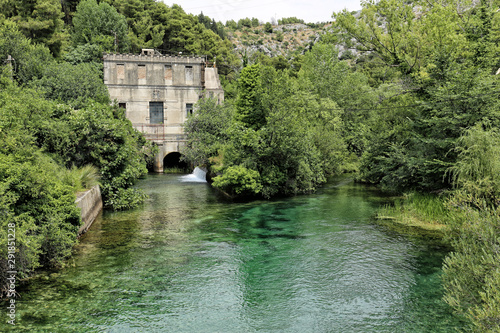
{"left": 163, "top": 152, "right": 189, "bottom": 173}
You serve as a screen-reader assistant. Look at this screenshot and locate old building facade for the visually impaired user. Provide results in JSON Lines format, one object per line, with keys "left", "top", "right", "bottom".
{"left": 103, "top": 49, "right": 224, "bottom": 172}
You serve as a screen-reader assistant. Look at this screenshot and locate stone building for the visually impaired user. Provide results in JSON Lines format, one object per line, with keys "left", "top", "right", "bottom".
{"left": 103, "top": 49, "right": 224, "bottom": 172}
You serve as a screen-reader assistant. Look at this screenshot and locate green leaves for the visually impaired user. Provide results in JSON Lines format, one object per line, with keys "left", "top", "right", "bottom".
{"left": 182, "top": 97, "right": 234, "bottom": 167}
{"left": 212, "top": 165, "right": 262, "bottom": 196}
{"left": 0, "top": 0, "right": 66, "bottom": 56}
{"left": 61, "top": 103, "right": 150, "bottom": 209}
{"left": 442, "top": 206, "right": 500, "bottom": 331}
{"left": 0, "top": 148, "right": 80, "bottom": 280}
{"left": 30, "top": 61, "right": 110, "bottom": 109}
{"left": 185, "top": 65, "right": 345, "bottom": 199}
{"left": 235, "top": 64, "right": 266, "bottom": 130}
{"left": 0, "top": 21, "right": 54, "bottom": 85}
{"left": 72, "top": 0, "right": 130, "bottom": 52}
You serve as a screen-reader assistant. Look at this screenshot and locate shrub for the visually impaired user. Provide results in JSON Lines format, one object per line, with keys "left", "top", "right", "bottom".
{"left": 212, "top": 165, "right": 262, "bottom": 196}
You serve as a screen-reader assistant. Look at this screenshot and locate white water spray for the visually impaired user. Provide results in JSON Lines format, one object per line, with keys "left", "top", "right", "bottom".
{"left": 180, "top": 167, "right": 207, "bottom": 183}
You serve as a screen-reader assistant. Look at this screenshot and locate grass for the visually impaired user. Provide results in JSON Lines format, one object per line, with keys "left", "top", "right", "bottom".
{"left": 62, "top": 164, "right": 100, "bottom": 193}
{"left": 376, "top": 192, "right": 451, "bottom": 232}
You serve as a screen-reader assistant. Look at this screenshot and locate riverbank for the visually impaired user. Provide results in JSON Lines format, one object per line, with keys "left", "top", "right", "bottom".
{"left": 373, "top": 192, "right": 451, "bottom": 239}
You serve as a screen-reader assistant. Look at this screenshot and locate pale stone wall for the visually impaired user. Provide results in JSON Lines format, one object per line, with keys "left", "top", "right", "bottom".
{"left": 204, "top": 67, "right": 225, "bottom": 103}
{"left": 75, "top": 185, "right": 103, "bottom": 236}
{"left": 104, "top": 53, "right": 205, "bottom": 130}
{"left": 103, "top": 51, "right": 224, "bottom": 172}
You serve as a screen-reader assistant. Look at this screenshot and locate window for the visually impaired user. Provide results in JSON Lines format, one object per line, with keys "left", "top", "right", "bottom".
{"left": 138, "top": 64, "right": 146, "bottom": 79}
{"left": 164, "top": 65, "right": 172, "bottom": 80}
{"left": 149, "top": 102, "right": 164, "bottom": 124}
{"left": 185, "top": 65, "right": 193, "bottom": 82}
{"left": 117, "top": 64, "right": 125, "bottom": 80}
{"left": 118, "top": 102, "right": 126, "bottom": 109}
{"left": 186, "top": 103, "right": 193, "bottom": 116}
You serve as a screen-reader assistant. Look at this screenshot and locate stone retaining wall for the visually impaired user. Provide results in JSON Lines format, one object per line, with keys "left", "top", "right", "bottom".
{"left": 75, "top": 185, "right": 103, "bottom": 236}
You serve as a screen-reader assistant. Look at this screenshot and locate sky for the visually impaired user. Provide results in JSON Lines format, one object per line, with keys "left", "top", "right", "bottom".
{"left": 162, "top": 0, "right": 362, "bottom": 24}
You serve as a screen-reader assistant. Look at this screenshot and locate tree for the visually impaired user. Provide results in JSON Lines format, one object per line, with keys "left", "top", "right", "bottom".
{"left": 443, "top": 206, "right": 500, "bottom": 332}
{"left": 299, "top": 43, "right": 377, "bottom": 156}
{"left": 238, "top": 18, "right": 252, "bottom": 29}
{"left": 0, "top": 86, "right": 80, "bottom": 282}
{"left": 60, "top": 0, "right": 81, "bottom": 25}
{"left": 264, "top": 22, "right": 273, "bottom": 33}
{"left": 235, "top": 64, "right": 267, "bottom": 130}
{"left": 0, "top": 21, "right": 54, "bottom": 85}
{"left": 181, "top": 97, "right": 234, "bottom": 167}
{"left": 333, "top": 0, "right": 466, "bottom": 77}
{"left": 103, "top": 0, "right": 239, "bottom": 79}
{"left": 226, "top": 19, "right": 237, "bottom": 30}
{"left": 212, "top": 165, "right": 262, "bottom": 196}
{"left": 59, "top": 103, "right": 151, "bottom": 210}
{"left": 63, "top": 43, "right": 102, "bottom": 64}
{"left": 212, "top": 68, "right": 331, "bottom": 198}
{"left": 448, "top": 124, "right": 500, "bottom": 207}
{"left": 30, "top": 62, "right": 110, "bottom": 109}
{"left": 0, "top": 0, "right": 67, "bottom": 56}
{"left": 72, "top": 0, "right": 130, "bottom": 52}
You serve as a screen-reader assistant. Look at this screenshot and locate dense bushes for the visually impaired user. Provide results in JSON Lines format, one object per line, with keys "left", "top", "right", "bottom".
{"left": 0, "top": 74, "right": 152, "bottom": 285}
{"left": 183, "top": 63, "right": 345, "bottom": 198}
{"left": 332, "top": 1, "right": 500, "bottom": 329}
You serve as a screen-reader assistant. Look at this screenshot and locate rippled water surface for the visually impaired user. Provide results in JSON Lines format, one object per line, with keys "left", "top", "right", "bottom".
{"left": 3, "top": 175, "right": 463, "bottom": 332}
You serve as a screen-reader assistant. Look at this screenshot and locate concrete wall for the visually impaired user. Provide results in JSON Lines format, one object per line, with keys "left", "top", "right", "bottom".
{"left": 204, "top": 67, "right": 225, "bottom": 103}
{"left": 103, "top": 51, "right": 224, "bottom": 173}
{"left": 104, "top": 53, "right": 207, "bottom": 134}
{"left": 75, "top": 185, "right": 103, "bottom": 236}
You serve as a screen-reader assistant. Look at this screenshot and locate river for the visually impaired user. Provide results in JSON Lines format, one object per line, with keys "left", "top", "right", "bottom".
{"left": 3, "top": 174, "right": 463, "bottom": 332}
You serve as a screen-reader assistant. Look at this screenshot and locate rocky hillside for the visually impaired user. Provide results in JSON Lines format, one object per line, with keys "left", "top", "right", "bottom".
{"left": 226, "top": 23, "right": 333, "bottom": 59}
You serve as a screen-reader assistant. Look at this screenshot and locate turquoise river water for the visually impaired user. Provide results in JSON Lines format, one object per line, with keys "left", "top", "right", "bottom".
{"left": 2, "top": 174, "right": 464, "bottom": 332}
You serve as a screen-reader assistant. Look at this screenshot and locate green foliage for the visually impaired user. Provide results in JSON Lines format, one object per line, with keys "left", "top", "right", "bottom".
{"left": 0, "top": 70, "right": 152, "bottom": 283}
{"left": 61, "top": 165, "right": 101, "bottom": 192}
{"left": 256, "top": 101, "right": 326, "bottom": 197}
{"left": 104, "top": 0, "right": 239, "bottom": 78}
{"left": 449, "top": 124, "right": 500, "bottom": 207}
{"left": 57, "top": 103, "right": 150, "bottom": 210}
{"left": 60, "top": 0, "right": 80, "bottom": 25}
{"left": 72, "top": 0, "right": 130, "bottom": 52}
{"left": 443, "top": 205, "right": 500, "bottom": 332}
{"left": 238, "top": 18, "right": 252, "bottom": 29}
{"left": 333, "top": 0, "right": 466, "bottom": 77}
{"left": 264, "top": 22, "right": 273, "bottom": 33}
{"left": 275, "top": 31, "right": 284, "bottom": 42}
{"left": 0, "top": 147, "right": 80, "bottom": 283}
{"left": 235, "top": 64, "right": 267, "bottom": 129}
{"left": 197, "top": 12, "right": 226, "bottom": 39}
{"left": 181, "top": 97, "right": 234, "bottom": 167}
{"left": 226, "top": 19, "right": 237, "bottom": 30}
{"left": 30, "top": 61, "right": 110, "bottom": 108}
{"left": 0, "top": 21, "right": 54, "bottom": 85}
{"left": 278, "top": 17, "right": 305, "bottom": 25}
{"left": 299, "top": 43, "right": 376, "bottom": 156}
{"left": 0, "top": 0, "right": 67, "bottom": 56}
{"left": 212, "top": 165, "right": 262, "bottom": 196}
{"left": 63, "top": 43, "right": 102, "bottom": 64}
{"left": 185, "top": 67, "right": 344, "bottom": 199}
{"left": 0, "top": 82, "right": 150, "bottom": 211}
